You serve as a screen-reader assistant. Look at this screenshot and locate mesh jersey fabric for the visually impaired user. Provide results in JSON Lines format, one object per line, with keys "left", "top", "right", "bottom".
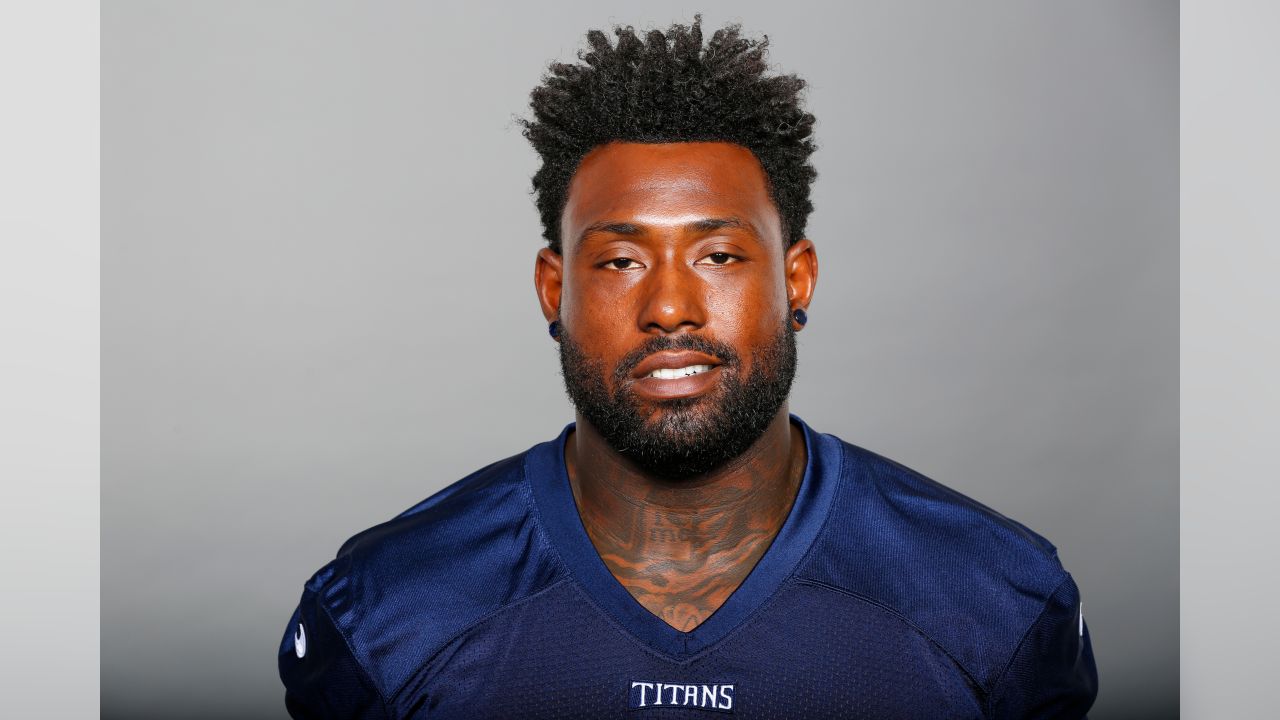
{"left": 278, "top": 414, "right": 1097, "bottom": 718}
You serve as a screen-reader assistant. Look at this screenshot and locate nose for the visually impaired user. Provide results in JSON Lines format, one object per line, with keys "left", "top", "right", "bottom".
{"left": 636, "top": 256, "right": 708, "bottom": 335}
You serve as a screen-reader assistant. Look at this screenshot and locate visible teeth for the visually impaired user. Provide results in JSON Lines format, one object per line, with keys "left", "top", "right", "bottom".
{"left": 649, "top": 364, "right": 713, "bottom": 380}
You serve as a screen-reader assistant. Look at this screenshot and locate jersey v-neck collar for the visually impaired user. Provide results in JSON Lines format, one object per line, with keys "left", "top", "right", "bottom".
{"left": 525, "top": 413, "right": 842, "bottom": 660}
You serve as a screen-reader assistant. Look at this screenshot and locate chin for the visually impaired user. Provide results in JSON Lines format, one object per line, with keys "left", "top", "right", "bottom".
{"left": 633, "top": 394, "right": 722, "bottom": 428}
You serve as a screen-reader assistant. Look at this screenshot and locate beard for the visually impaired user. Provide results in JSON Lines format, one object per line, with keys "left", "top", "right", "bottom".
{"left": 557, "top": 317, "right": 797, "bottom": 480}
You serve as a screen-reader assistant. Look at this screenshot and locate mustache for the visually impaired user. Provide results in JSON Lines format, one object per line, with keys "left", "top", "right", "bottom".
{"left": 613, "top": 334, "right": 740, "bottom": 383}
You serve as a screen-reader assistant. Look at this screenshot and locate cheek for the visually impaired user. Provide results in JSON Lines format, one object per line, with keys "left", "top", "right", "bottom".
{"left": 563, "top": 281, "right": 628, "bottom": 334}
{"left": 705, "top": 270, "right": 788, "bottom": 337}
{"left": 560, "top": 276, "right": 637, "bottom": 374}
{"left": 559, "top": 264, "right": 605, "bottom": 327}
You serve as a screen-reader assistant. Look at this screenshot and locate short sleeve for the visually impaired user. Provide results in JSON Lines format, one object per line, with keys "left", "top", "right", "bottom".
{"left": 987, "top": 573, "right": 1099, "bottom": 719}
{"left": 278, "top": 587, "right": 391, "bottom": 719}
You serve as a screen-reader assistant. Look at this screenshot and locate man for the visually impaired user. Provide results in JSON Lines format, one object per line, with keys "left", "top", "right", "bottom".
{"left": 278, "top": 18, "right": 1097, "bottom": 718}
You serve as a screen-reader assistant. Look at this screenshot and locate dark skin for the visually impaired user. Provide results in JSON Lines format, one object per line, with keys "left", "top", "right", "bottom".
{"left": 534, "top": 141, "right": 819, "bottom": 632}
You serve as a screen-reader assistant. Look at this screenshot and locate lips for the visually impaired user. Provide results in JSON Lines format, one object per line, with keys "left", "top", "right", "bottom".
{"left": 630, "top": 350, "right": 724, "bottom": 380}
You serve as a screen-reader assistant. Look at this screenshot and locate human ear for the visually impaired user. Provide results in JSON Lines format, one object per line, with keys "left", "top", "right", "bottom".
{"left": 784, "top": 238, "right": 818, "bottom": 328}
{"left": 534, "top": 247, "right": 564, "bottom": 325}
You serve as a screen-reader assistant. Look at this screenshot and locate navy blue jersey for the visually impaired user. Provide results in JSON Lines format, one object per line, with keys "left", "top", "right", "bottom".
{"left": 278, "top": 415, "right": 1097, "bottom": 718}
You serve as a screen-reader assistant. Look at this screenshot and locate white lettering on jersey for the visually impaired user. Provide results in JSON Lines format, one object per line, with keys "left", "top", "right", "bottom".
{"left": 629, "top": 681, "right": 735, "bottom": 711}
{"left": 631, "top": 682, "right": 653, "bottom": 706}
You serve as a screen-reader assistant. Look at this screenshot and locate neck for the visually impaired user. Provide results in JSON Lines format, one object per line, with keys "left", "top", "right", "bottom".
{"left": 564, "top": 407, "right": 807, "bottom": 631}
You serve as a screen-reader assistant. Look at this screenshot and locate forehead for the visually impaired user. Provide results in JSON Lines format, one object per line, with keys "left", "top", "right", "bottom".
{"left": 560, "top": 141, "right": 782, "bottom": 251}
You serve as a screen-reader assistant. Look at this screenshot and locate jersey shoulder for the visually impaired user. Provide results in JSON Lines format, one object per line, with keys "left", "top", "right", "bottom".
{"left": 295, "top": 446, "right": 567, "bottom": 702}
{"left": 797, "top": 434, "right": 1075, "bottom": 693}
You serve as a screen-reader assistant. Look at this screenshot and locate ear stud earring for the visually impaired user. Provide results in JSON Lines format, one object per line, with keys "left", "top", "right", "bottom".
{"left": 548, "top": 320, "right": 561, "bottom": 339}
{"left": 793, "top": 308, "right": 808, "bottom": 327}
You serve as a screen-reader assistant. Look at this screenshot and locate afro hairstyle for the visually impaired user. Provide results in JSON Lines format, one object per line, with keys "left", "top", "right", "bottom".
{"left": 520, "top": 15, "right": 817, "bottom": 254}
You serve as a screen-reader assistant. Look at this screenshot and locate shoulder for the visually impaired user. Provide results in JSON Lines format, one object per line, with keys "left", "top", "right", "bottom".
{"left": 295, "top": 447, "right": 568, "bottom": 701}
{"left": 798, "top": 432, "right": 1077, "bottom": 693}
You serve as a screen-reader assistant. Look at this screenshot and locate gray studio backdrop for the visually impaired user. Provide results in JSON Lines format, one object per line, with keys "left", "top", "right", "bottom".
{"left": 103, "top": 2, "right": 1177, "bottom": 718}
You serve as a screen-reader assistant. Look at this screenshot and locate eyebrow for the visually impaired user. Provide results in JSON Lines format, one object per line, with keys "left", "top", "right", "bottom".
{"left": 576, "top": 216, "right": 757, "bottom": 246}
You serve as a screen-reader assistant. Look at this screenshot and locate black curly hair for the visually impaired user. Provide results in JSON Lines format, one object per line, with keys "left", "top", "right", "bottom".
{"left": 521, "top": 15, "right": 817, "bottom": 254}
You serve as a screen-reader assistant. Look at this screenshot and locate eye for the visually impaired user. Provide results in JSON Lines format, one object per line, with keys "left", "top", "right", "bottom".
{"left": 603, "top": 257, "right": 640, "bottom": 270}
{"left": 699, "top": 252, "right": 740, "bottom": 266}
